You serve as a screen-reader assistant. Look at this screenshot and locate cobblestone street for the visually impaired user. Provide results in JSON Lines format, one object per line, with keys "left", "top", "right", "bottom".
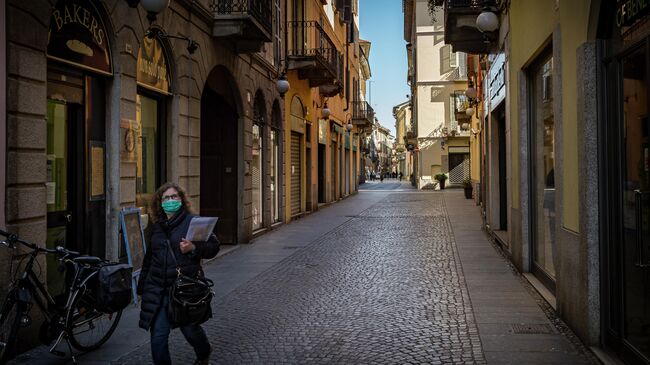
{"left": 112, "top": 188, "right": 594, "bottom": 365}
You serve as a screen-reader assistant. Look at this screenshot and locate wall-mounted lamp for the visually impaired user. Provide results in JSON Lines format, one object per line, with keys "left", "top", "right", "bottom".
{"left": 276, "top": 72, "right": 290, "bottom": 98}
{"left": 133, "top": 0, "right": 170, "bottom": 24}
{"left": 476, "top": 9, "right": 499, "bottom": 33}
{"left": 146, "top": 27, "right": 198, "bottom": 54}
{"left": 316, "top": 98, "right": 330, "bottom": 119}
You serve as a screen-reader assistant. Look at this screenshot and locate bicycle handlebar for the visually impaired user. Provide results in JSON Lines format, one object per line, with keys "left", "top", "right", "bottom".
{"left": 0, "top": 229, "right": 74, "bottom": 256}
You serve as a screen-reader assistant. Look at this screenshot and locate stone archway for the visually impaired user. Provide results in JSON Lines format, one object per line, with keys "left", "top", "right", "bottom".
{"left": 200, "top": 66, "right": 242, "bottom": 244}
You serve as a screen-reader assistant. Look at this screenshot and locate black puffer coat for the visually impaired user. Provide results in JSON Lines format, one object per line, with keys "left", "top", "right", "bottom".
{"left": 137, "top": 208, "right": 220, "bottom": 330}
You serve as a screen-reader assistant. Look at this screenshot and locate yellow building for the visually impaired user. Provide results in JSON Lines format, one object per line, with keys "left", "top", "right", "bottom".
{"left": 445, "top": 0, "right": 650, "bottom": 362}
{"left": 283, "top": 0, "right": 366, "bottom": 221}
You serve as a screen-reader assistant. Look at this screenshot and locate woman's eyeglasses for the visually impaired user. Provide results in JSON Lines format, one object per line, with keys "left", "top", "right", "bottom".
{"left": 162, "top": 194, "right": 180, "bottom": 201}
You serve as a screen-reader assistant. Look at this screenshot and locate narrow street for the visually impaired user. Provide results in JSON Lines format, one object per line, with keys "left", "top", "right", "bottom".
{"left": 12, "top": 187, "right": 596, "bottom": 364}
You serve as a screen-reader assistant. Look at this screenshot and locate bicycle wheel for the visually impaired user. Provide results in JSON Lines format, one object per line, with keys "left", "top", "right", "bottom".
{"left": 65, "top": 288, "right": 122, "bottom": 351}
{"left": 0, "top": 292, "right": 22, "bottom": 364}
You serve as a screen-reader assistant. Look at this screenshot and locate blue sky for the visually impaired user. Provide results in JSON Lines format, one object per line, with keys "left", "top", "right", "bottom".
{"left": 359, "top": 0, "right": 409, "bottom": 137}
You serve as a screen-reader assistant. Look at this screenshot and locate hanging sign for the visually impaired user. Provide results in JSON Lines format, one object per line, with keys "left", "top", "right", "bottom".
{"left": 617, "top": 0, "right": 650, "bottom": 27}
{"left": 318, "top": 119, "right": 328, "bottom": 144}
{"left": 47, "top": 0, "right": 112, "bottom": 75}
{"left": 487, "top": 52, "right": 506, "bottom": 112}
{"left": 137, "top": 36, "right": 171, "bottom": 94}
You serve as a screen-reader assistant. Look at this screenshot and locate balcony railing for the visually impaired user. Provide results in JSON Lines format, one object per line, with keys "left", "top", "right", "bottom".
{"left": 287, "top": 21, "right": 341, "bottom": 88}
{"left": 444, "top": 0, "right": 499, "bottom": 54}
{"left": 351, "top": 101, "right": 374, "bottom": 126}
{"left": 210, "top": 0, "right": 272, "bottom": 52}
{"left": 446, "top": 0, "right": 483, "bottom": 8}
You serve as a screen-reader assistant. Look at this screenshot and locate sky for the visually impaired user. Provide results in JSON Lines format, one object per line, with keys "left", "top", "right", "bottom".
{"left": 359, "top": 0, "right": 410, "bottom": 137}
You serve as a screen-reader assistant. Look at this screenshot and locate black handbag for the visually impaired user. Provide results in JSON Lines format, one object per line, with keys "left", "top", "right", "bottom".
{"left": 165, "top": 241, "right": 214, "bottom": 328}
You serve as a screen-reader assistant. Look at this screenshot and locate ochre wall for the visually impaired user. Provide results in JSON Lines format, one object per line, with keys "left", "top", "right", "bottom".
{"left": 509, "top": 0, "right": 589, "bottom": 231}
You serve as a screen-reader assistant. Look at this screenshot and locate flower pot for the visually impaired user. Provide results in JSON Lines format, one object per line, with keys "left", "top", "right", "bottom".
{"left": 438, "top": 180, "right": 446, "bottom": 190}
{"left": 464, "top": 187, "right": 473, "bottom": 199}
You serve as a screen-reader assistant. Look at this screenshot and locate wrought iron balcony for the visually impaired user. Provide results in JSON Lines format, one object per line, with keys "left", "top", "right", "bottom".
{"left": 444, "top": 0, "right": 498, "bottom": 54}
{"left": 210, "top": 0, "right": 272, "bottom": 53}
{"left": 287, "top": 21, "right": 343, "bottom": 96}
{"left": 351, "top": 101, "right": 374, "bottom": 126}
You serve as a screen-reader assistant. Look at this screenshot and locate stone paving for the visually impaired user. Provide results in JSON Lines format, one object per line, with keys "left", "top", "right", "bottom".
{"left": 11, "top": 187, "right": 597, "bottom": 364}
{"left": 118, "top": 193, "right": 485, "bottom": 364}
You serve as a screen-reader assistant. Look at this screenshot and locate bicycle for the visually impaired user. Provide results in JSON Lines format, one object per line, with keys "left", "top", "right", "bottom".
{"left": 0, "top": 230, "right": 124, "bottom": 364}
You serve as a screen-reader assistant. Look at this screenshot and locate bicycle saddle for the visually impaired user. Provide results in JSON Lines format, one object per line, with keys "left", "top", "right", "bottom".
{"left": 73, "top": 256, "right": 102, "bottom": 264}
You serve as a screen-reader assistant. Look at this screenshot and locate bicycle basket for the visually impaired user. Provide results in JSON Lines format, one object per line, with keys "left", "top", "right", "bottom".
{"left": 96, "top": 263, "right": 133, "bottom": 313}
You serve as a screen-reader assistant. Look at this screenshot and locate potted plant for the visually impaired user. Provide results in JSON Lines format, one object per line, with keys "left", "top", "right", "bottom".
{"left": 434, "top": 173, "right": 448, "bottom": 190}
{"left": 462, "top": 178, "right": 473, "bottom": 199}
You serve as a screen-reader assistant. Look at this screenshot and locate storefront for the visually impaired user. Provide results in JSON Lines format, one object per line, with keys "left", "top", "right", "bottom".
{"left": 45, "top": 0, "right": 112, "bottom": 270}
{"left": 600, "top": 1, "right": 650, "bottom": 362}
{"left": 527, "top": 47, "right": 556, "bottom": 293}
{"left": 289, "top": 96, "right": 306, "bottom": 217}
{"left": 134, "top": 34, "right": 172, "bottom": 236}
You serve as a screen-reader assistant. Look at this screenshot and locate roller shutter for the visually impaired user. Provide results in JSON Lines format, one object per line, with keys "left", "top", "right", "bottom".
{"left": 290, "top": 132, "right": 302, "bottom": 216}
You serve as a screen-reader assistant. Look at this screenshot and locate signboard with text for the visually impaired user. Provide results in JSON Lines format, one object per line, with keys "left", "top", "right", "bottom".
{"left": 47, "top": 0, "right": 112, "bottom": 75}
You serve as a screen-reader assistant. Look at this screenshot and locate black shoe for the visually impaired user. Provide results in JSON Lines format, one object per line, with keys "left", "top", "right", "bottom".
{"left": 193, "top": 346, "right": 212, "bottom": 365}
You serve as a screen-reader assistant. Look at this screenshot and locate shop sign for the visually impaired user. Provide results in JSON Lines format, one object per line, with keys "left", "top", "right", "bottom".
{"left": 47, "top": 0, "right": 112, "bottom": 75}
{"left": 137, "top": 37, "right": 171, "bottom": 94}
{"left": 487, "top": 52, "right": 506, "bottom": 111}
{"left": 318, "top": 119, "right": 328, "bottom": 144}
{"left": 617, "top": 0, "right": 650, "bottom": 27}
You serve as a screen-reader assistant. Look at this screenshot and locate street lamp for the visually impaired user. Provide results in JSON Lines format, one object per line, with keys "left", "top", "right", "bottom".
{"left": 476, "top": 9, "right": 499, "bottom": 33}
{"left": 321, "top": 102, "right": 331, "bottom": 119}
{"left": 140, "top": 0, "right": 170, "bottom": 23}
{"left": 276, "top": 73, "right": 290, "bottom": 98}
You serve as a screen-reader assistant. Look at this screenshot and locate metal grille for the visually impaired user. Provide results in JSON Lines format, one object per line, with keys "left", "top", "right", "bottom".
{"left": 448, "top": 157, "right": 469, "bottom": 184}
{"left": 287, "top": 21, "right": 340, "bottom": 79}
{"left": 210, "top": 0, "right": 272, "bottom": 34}
{"left": 510, "top": 324, "right": 555, "bottom": 334}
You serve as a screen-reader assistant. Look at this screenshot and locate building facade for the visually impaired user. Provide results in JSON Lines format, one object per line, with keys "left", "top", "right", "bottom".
{"left": 393, "top": 100, "right": 413, "bottom": 179}
{"left": 445, "top": 0, "right": 650, "bottom": 363}
{"left": 283, "top": 0, "right": 366, "bottom": 219}
{"left": 403, "top": 0, "right": 471, "bottom": 190}
{"left": 3, "top": 0, "right": 371, "bottom": 354}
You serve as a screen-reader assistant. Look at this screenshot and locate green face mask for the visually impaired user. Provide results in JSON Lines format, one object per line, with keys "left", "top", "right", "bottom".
{"left": 161, "top": 199, "right": 182, "bottom": 214}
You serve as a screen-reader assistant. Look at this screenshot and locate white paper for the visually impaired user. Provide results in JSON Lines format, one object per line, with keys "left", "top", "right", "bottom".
{"left": 185, "top": 217, "right": 218, "bottom": 242}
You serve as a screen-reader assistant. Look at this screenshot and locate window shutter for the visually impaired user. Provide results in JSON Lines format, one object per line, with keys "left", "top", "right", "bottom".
{"left": 449, "top": 47, "right": 458, "bottom": 67}
{"left": 440, "top": 44, "right": 451, "bottom": 74}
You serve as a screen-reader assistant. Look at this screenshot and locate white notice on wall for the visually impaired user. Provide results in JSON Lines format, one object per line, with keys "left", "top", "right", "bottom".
{"left": 46, "top": 182, "right": 56, "bottom": 205}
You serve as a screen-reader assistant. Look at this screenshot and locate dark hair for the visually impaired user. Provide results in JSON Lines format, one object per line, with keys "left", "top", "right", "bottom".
{"left": 150, "top": 182, "right": 193, "bottom": 223}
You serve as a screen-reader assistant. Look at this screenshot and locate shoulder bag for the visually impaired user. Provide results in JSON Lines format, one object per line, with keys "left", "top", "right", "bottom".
{"left": 165, "top": 240, "right": 214, "bottom": 328}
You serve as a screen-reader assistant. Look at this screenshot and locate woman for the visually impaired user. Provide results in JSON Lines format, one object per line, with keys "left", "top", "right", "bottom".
{"left": 137, "top": 182, "right": 220, "bottom": 365}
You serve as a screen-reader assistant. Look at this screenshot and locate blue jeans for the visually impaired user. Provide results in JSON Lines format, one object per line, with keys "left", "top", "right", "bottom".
{"left": 150, "top": 294, "right": 211, "bottom": 365}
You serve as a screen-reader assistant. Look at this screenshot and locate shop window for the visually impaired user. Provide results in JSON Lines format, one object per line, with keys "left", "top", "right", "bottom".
{"left": 530, "top": 52, "right": 556, "bottom": 285}
{"left": 135, "top": 94, "right": 164, "bottom": 225}
{"left": 252, "top": 124, "right": 263, "bottom": 230}
{"left": 271, "top": 129, "right": 280, "bottom": 223}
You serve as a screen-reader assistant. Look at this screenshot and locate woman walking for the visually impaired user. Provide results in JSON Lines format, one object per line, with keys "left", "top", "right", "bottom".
{"left": 137, "top": 182, "right": 220, "bottom": 365}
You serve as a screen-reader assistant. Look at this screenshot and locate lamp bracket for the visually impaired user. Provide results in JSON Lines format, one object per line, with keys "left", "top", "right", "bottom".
{"left": 146, "top": 28, "right": 199, "bottom": 54}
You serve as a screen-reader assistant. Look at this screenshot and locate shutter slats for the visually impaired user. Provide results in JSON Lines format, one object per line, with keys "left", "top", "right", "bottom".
{"left": 290, "top": 133, "right": 301, "bottom": 216}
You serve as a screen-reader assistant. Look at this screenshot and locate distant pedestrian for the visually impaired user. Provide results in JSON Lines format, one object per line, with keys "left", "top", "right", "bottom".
{"left": 399, "top": 172, "right": 403, "bottom": 181}
{"left": 137, "top": 182, "right": 220, "bottom": 365}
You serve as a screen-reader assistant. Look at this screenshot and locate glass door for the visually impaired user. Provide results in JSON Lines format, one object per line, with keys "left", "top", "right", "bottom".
{"left": 619, "top": 45, "right": 650, "bottom": 363}
{"left": 530, "top": 51, "right": 556, "bottom": 292}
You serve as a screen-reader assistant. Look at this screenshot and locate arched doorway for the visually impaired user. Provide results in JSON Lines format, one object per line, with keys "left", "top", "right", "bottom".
{"left": 252, "top": 90, "right": 266, "bottom": 231}
{"left": 200, "top": 67, "right": 241, "bottom": 244}
{"left": 271, "top": 100, "right": 283, "bottom": 223}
